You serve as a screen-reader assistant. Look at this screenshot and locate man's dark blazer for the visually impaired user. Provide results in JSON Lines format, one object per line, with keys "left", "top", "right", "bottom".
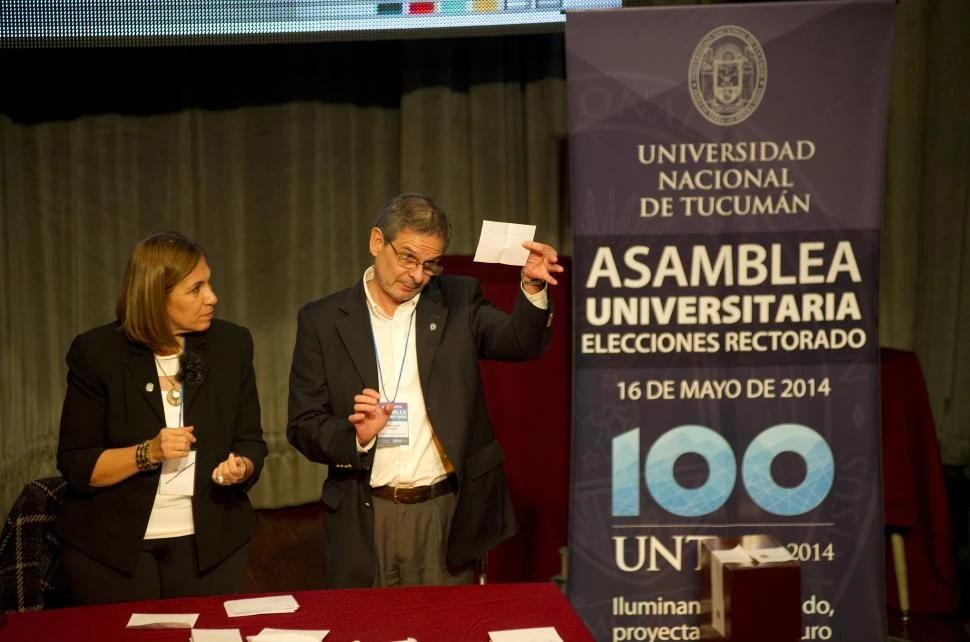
{"left": 55, "top": 319, "right": 267, "bottom": 575}
{"left": 287, "top": 274, "right": 554, "bottom": 589}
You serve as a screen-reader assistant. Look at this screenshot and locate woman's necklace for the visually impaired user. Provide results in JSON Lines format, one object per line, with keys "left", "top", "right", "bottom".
{"left": 155, "top": 355, "right": 182, "bottom": 406}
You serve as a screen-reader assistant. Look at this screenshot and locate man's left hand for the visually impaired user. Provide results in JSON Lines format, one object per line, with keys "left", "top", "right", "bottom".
{"left": 521, "top": 241, "right": 565, "bottom": 287}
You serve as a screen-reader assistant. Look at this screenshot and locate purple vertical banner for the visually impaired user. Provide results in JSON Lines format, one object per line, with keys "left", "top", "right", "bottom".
{"left": 565, "top": 1, "right": 893, "bottom": 641}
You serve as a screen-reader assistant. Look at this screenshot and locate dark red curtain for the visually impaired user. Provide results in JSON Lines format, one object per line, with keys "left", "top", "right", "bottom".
{"left": 447, "top": 256, "right": 572, "bottom": 584}
{"left": 881, "top": 347, "right": 960, "bottom": 614}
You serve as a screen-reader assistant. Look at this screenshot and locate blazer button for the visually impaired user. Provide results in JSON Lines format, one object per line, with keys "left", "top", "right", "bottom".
{"left": 364, "top": 501, "right": 372, "bottom": 508}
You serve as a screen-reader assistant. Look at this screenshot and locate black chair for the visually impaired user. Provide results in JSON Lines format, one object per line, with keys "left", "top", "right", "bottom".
{"left": 0, "top": 477, "right": 70, "bottom": 613}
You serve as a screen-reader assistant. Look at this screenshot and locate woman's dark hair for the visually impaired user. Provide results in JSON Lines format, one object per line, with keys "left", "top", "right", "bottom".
{"left": 116, "top": 231, "right": 204, "bottom": 354}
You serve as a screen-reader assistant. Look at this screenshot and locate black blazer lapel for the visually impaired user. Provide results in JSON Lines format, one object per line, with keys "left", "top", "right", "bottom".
{"left": 125, "top": 342, "right": 166, "bottom": 427}
{"left": 182, "top": 332, "right": 212, "bottom": 416}
{"left": 336, "top": 284, "right": 379, "bottom": 389}
{"left": 416, "top": 280, "right": 447, "bottom": 395}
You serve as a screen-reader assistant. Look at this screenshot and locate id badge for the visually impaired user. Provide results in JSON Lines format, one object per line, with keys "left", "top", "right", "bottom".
{"left": 158, "top": 450, "right": 196, "bottom": 496}
{"left": 377, "top": 402, "right": 409, "bottom": 447}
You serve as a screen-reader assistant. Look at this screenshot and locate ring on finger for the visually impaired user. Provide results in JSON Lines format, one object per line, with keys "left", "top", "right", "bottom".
{"left": 217, "top": 474, "right": 224, "bottom": 484}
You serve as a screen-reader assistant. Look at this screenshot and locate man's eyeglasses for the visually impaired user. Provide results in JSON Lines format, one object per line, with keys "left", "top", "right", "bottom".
{"left": 386, "top": 240, "right": 444, "bottom": 276}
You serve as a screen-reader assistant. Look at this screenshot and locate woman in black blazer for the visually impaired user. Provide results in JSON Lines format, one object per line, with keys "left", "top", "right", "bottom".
{"left": 55, "top": 231, "right": 268, "bottom": 605}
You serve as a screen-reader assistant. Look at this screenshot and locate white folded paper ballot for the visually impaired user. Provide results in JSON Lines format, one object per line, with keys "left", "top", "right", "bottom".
{"left": 473, "top": 220, "right": 536, "bottom": 265}
{"left": 126, "top": 612, "right": 200, "bottom": 628}
{"left": 224, "top": 595, "right": 300, "bottom": 617}
{"left": 190, "top": 629, "right": 243, "bottom": 642}
{"left": 489, "top": 626, "right": 563, "bottom": 641}
{"left": 247, "top": 628, "right": 330, "bottom": 642}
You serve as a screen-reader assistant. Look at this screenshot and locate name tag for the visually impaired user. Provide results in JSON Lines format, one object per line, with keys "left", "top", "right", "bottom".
{"left": 377, "top": 402, "right": 409, "bottom": 447}
{"left": 158, "top": 450, "right": 196, "bottom": 496}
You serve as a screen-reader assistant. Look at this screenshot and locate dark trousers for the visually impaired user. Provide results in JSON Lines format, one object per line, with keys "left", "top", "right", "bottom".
{"left": 61, "top": 535, "right": 249, "bottom": 605}
{"left": 372, "top": 491, "right": 474, "bottom": 587}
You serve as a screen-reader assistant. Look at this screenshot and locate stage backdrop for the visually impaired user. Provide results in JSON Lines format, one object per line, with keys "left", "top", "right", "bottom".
{"left": 565, "top": 1, "right": 894, "bottom": 641}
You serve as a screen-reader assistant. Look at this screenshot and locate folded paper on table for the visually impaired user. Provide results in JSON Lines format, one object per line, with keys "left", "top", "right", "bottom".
{"left": 126, "top": 612, "right": 200, "bottom": 628}
{"left": 224, "top": 595, "right": 299, "bottom": 617}
{"left": 489, "top": 626, "right": 563, "bottom": 641}
{"left": 191, "top": 629, "right": 243, "bottom": 642}
{"left": 247, "top": 628, "right": 330, "bottom": 642}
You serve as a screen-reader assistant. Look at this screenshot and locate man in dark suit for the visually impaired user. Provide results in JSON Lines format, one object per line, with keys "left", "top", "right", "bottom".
{"left": 287, "top": 193, "right": 563, "bottom": 588}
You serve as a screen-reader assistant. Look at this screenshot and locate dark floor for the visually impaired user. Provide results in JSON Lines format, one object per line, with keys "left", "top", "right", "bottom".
{"left": 243, "top": 502, "right": 970, "bottom": 642}
{"left": 888, "top": 615, "right": 970, "bottom": 642}
{"left": 242, "top": 502, "right": 326, "bottom": 594}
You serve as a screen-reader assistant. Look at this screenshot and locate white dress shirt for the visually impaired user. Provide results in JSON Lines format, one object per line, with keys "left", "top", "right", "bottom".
{"left": 144, "top": 353, "right": 195, "bottom": 539}
{"left": 360, "top": 266, "right": 548, "bottom": 488}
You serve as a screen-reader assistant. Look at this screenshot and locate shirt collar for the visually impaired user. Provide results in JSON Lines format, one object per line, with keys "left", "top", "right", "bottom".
{"left": 362, "top": 265, "right": 420, "bottom": 319}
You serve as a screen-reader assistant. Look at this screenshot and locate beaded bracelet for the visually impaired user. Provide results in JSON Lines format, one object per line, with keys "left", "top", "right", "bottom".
{"left": 135, "top": 439, "right": 159, "bottom": 471}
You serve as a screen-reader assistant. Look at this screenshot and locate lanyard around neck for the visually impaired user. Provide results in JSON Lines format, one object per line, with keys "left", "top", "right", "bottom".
{"left": 372, "top": 306, "right": 416, "bottom": 404}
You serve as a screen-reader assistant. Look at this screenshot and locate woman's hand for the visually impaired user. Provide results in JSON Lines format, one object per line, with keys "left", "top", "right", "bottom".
{"left": 149, "top": 426, "right": 196, "bottom": 463}
{"left": 89, "top": 426, "right": 195, "bottom": 488}
{"left": 211, "top": 452, "right": 253, "bottom": 486}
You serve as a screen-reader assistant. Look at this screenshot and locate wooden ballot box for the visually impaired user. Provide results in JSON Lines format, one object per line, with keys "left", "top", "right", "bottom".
{"left": 700, "top": 535, "right": 801, "bottom": 642}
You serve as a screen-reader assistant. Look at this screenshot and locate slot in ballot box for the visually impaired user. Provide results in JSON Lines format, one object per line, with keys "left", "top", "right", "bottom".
{"left": 699, "top": 535, "right": 801, "bottom": 642}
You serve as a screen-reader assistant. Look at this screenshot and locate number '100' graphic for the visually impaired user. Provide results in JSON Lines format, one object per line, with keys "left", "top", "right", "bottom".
{"left": 612, "top": 424, "right": 834, "bottom": 517}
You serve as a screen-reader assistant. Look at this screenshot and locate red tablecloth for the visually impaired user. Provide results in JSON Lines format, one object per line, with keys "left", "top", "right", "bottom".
{"left": 881, "top": 347, "right": 960, "bottom": 614}
{"left": 0, "top": 582, "right": 592, "bottom": 642}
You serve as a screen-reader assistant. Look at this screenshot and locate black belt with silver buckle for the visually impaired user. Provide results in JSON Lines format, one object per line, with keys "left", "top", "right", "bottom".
{"left": 371, "top": 474, "right": 457, "bottom": 504}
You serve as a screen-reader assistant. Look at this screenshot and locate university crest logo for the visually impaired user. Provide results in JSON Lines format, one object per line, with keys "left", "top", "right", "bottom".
{"left": 688, "top": 25, "right": 767, "bottom": 126}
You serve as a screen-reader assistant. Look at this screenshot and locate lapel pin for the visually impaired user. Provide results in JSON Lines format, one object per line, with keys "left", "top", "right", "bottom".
{"left": 145, "top": 383, "right": 155, "bottom": 392}
{"left": 429, "top": 323, "right": 438, "bottom": 332}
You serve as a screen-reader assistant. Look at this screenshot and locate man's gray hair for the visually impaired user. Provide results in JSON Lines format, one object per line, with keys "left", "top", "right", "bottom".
{"left": 374, "top": 193, "right": 453, "bottom": 249}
